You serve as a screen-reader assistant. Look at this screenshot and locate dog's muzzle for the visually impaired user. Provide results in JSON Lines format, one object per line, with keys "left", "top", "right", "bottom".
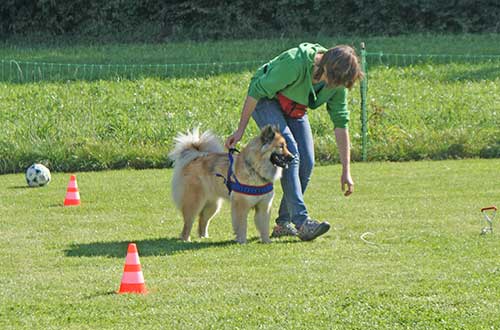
{"left": 270, "top": 152, "right": 294, "bottom": 168}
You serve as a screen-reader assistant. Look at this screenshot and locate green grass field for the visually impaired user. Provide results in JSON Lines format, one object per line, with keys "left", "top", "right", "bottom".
{"left": 1, "top": 34, "right": 499, "bottom": 328}
{"left": 1, "top": 159, "right": 499, "bottom": 329}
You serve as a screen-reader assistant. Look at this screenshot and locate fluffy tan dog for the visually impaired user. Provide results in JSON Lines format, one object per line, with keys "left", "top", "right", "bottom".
{"left": 169, "top": 125, "right": 293, "bottom": 243}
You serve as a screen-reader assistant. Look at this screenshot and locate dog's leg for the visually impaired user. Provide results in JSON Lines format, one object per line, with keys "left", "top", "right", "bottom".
{"left": 181, "top": 209, "right": 196, "bottom": 242}
{"left": 231, "top": 196, "right": 250, "bottom": 244}
{"left": 180, "top": 190, "right": 205, "bottom": 242}
{"left": 254, "top": 200, "right": 272, "bottom": 243}
{"left": 198, "top": 199, "right": 221, "bottom": 238}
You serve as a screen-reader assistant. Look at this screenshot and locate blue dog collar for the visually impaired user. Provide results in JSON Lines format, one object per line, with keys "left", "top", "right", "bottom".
{"left": 216, "top": 149, "right": 273, "bottom": 196}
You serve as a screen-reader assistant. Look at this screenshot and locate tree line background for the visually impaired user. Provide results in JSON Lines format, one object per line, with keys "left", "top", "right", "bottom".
{"left": 1, "top": 0, "right": 499, "bottom": 42}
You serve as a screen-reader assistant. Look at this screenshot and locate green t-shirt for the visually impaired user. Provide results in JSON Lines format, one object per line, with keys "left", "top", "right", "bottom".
{"left": 247, "top": 43, "right": 349, "bottom": 128}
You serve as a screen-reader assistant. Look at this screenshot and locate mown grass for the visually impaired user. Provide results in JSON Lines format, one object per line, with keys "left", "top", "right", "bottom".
{"left": 0, "top": 159, "right": 499, "bottom": 329}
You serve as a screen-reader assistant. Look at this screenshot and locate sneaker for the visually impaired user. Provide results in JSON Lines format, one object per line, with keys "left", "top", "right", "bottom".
{"left": 298, "top": 219, "right": 330, "bottom": 241}
{"left": 271, "top": 222, "right": 298, "bottom": 238}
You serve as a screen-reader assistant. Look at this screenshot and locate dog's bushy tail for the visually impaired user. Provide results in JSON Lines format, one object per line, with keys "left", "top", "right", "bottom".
{"left": 169, "top": 128, "right": 224, "bottom": 209}
{"left": 169, "top": 127, "right": 224, "bottom": 169}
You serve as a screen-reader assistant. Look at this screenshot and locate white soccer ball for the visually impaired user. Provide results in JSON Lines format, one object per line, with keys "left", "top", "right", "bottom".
{"left": 26, "top": 163, "right": 51, "bottom": 187}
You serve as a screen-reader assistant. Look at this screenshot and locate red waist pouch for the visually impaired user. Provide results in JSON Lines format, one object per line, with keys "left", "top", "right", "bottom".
{"left": 276, "top": 93, "right": 307, "bottom": 119}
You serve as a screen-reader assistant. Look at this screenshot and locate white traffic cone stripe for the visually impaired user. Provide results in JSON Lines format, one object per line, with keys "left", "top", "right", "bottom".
{"left": 121, "top": 271, "right": 145, "bottom": 284}
{"left": 125, "top": 252, "right": 140, "bottom": 265}
{"left": 66, "top": 192, "right": 80, "bottom": 200}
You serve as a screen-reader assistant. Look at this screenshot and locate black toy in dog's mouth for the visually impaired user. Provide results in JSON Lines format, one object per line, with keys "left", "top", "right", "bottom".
{"left": 270, "top": 152, "right": 294, "bottom": 168}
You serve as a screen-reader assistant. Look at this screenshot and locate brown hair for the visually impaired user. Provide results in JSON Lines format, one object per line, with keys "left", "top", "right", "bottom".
{"left": 313, "top": 45, "right": 364, "bottom": 89}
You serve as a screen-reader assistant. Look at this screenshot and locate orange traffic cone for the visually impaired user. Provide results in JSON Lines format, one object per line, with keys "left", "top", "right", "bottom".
{"left": 64, "top": 175, "right": 81, "bottom": 206}
{"left": 118, "top": 243, "right": 147, "bottom": 294}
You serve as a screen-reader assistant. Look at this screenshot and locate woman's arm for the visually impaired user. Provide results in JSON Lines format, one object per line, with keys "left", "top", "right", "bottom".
{"left": 226, "top": 50, "right": 303, "bottom": 149}
{"left": 225, "top": 96, "right": 257, "bottom": 149}
{"left": 334, "top": 127, "right": 354, "bottom": 196}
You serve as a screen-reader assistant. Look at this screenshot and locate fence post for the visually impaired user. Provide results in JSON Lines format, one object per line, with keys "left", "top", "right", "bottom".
{"left": 360, "top": 42, "right": 368, "bottom": 161}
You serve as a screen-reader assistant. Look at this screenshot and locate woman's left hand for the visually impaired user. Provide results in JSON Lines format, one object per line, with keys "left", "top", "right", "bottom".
{"left": 341, "top": 171, "right": 354, "bottom": 196}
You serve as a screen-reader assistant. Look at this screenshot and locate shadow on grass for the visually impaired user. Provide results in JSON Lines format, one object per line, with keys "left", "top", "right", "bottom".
{"left": 441, "top": 66, "right": 500, "bottom": 82}
{"left": 7, "top": 185, "right": 31, "bottom": 189}
{"left": 65, "top": 237, "right": 238, "bottom": 258}
{"left": 65, "top": 236, "right": 301, "bottom": 258}
{"left": 84, "top": 290, "right": 118, "bottom": 299}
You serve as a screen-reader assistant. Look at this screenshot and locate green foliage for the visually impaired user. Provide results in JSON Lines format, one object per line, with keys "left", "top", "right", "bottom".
{"left": 1, "top": 0, "right": 499, "bottom": 41}
{"left": 480, "top": 140, "right": 500, "bottom": 158}
{"left": 1, "top": 159, "right": 499, "bottom": 329}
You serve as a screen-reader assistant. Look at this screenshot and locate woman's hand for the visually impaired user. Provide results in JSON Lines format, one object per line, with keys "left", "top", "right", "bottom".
{"left": 334, "top": 127, "right": 353, "bottom": 196}
{"left": 225, "top": 96, "right": 258, "bottom": 149}
{"left": 225, "top": 129, "right": 244, "bottom": 149}
{"left": 341, "top": 170, "right": 354, "bottom": 196}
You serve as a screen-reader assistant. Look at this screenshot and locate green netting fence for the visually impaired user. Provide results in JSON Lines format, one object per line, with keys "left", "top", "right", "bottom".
{"left": 3, "top": 49, "right": 498, "bottom": 82}
{"left": 0, "top": 59, "right": 265, "bottom": 82}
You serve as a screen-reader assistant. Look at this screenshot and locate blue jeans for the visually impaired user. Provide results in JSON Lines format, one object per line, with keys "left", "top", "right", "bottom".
{"left": 252, "top": 98, "right": 315, "bottom": 228}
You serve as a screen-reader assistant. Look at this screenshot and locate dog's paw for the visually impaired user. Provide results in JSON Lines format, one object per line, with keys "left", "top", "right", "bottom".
{"left": 261, "top": 238, "right": 272, "bottom": 244}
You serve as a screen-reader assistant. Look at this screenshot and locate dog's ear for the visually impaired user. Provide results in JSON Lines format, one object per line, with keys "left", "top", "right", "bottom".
{"left": 260, "top": 125, "right": 276, "bottom": 145}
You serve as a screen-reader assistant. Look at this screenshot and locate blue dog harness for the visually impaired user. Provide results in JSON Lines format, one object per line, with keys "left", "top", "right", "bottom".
{"left": 216, "top": 149, "right": 273, "bottom": 196}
